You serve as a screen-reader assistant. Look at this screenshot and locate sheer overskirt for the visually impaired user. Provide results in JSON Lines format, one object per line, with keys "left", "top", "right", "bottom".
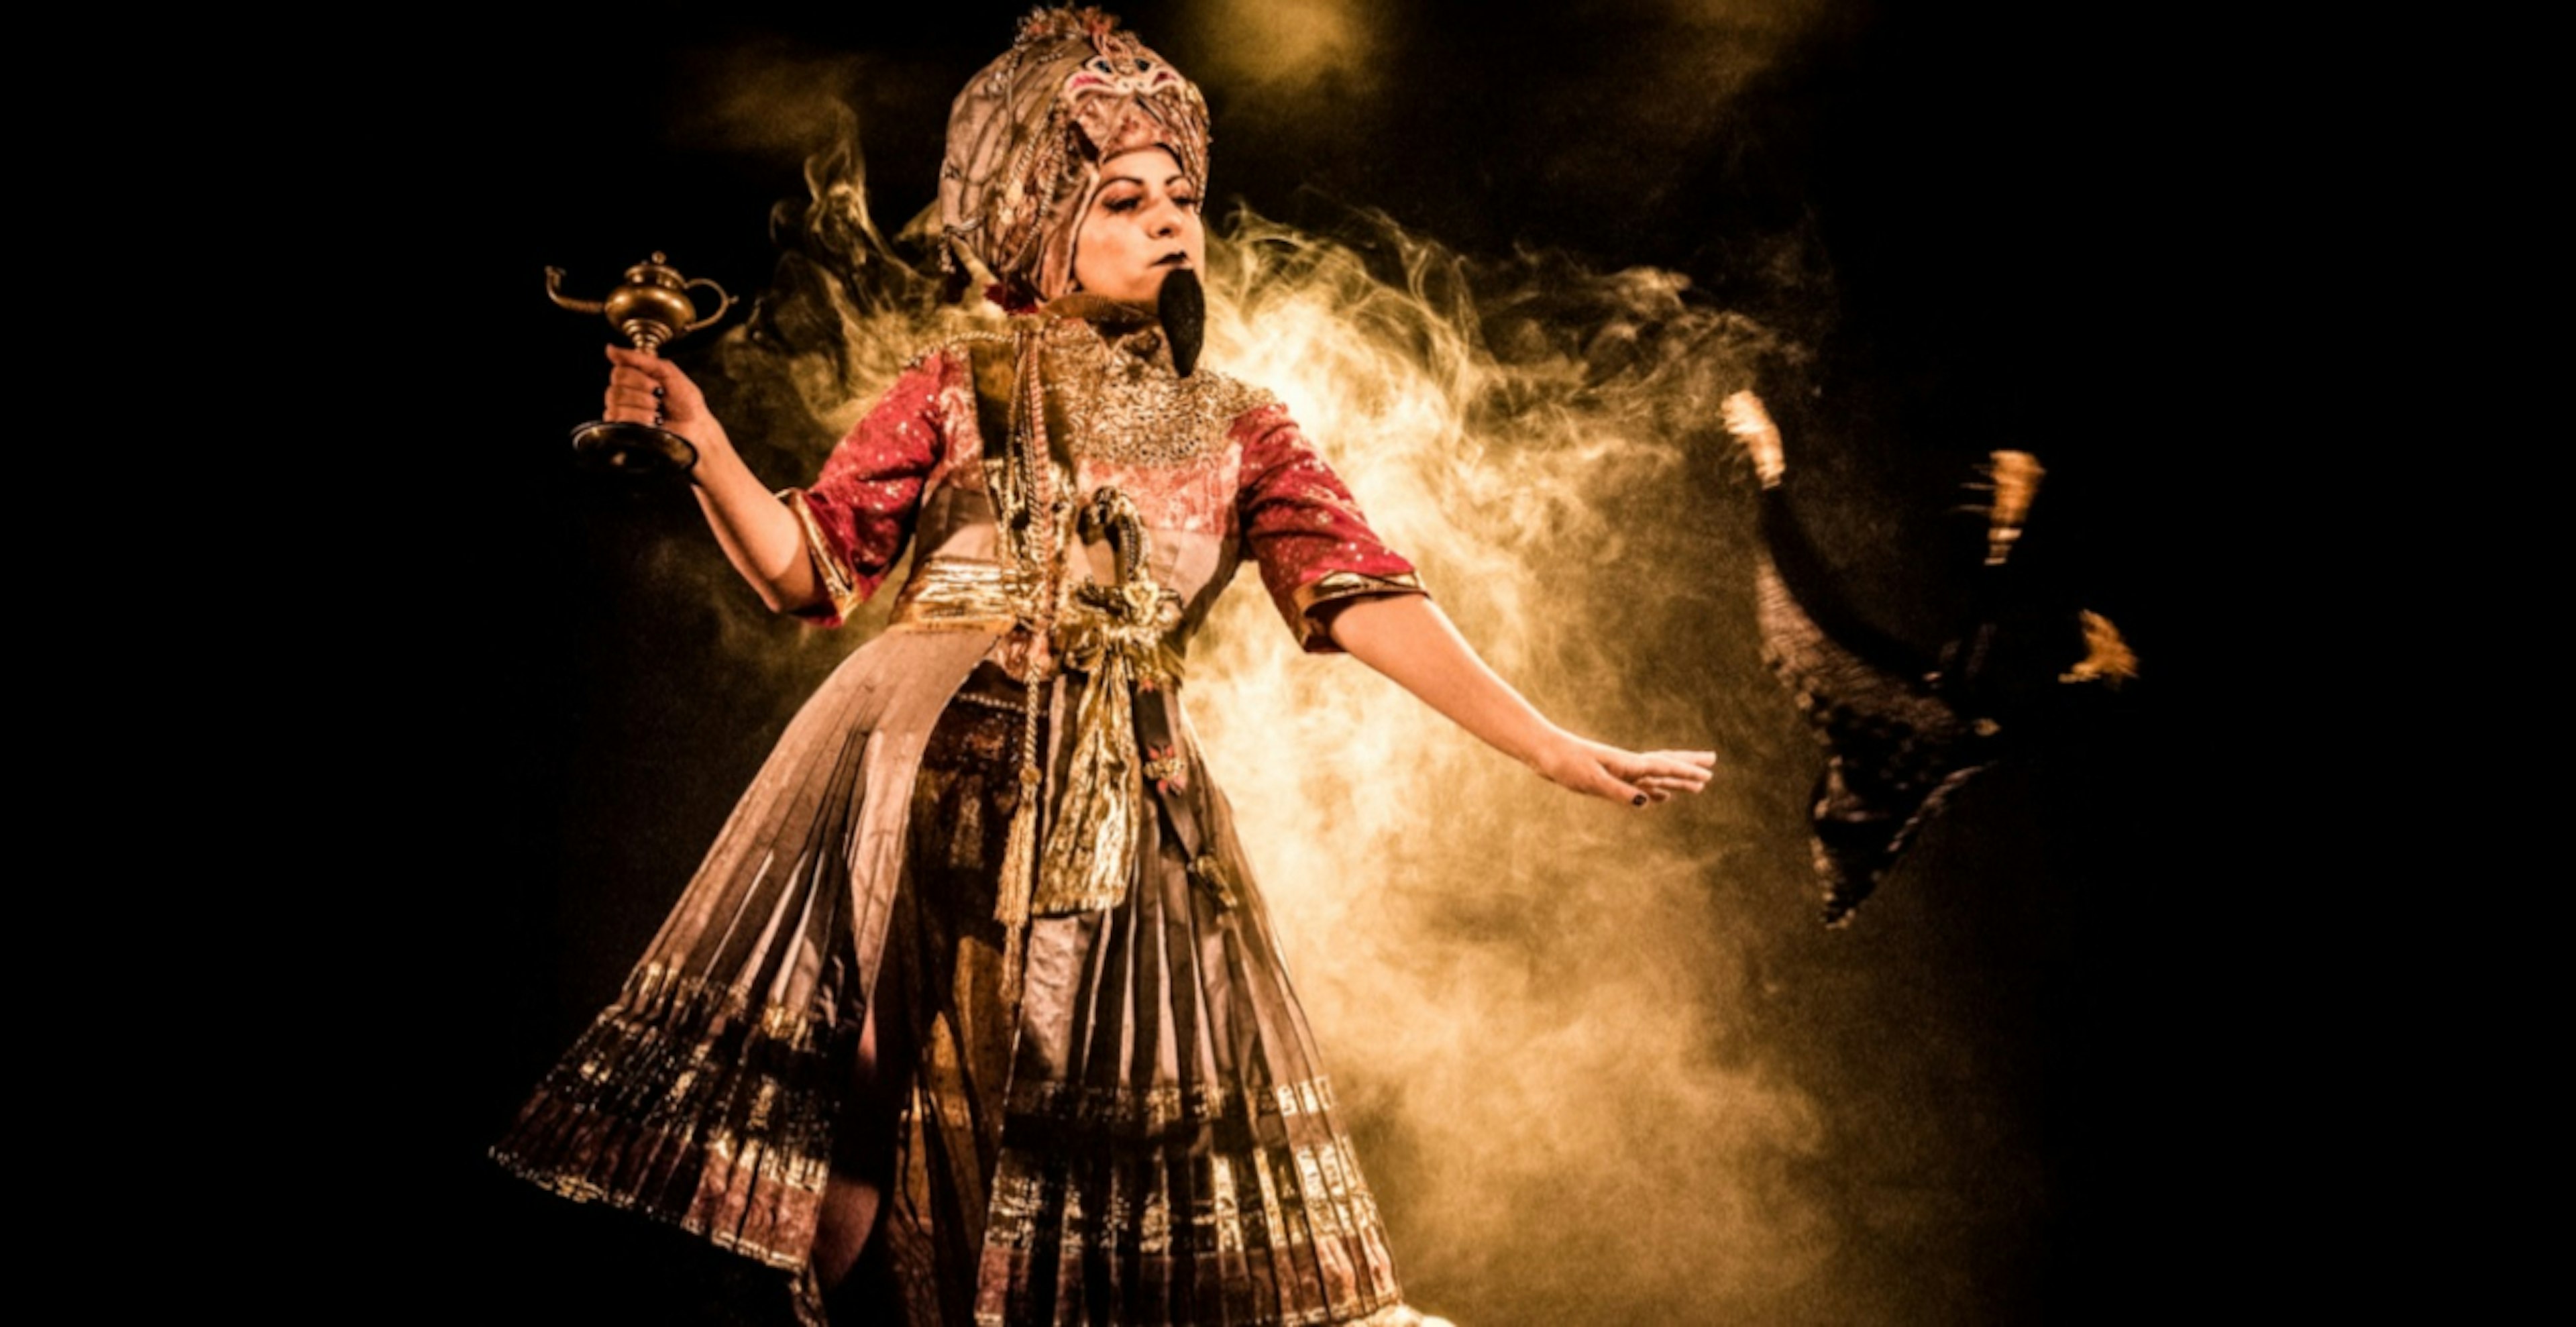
{"left": 492, "top": 629, "right": 994, "bottom": 1269}
{"left": 498, "top": 646, "right": 1407, "bottom": 1325}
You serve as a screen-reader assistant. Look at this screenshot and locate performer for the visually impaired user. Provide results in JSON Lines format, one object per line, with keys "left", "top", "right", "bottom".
{"left": 496, "top": 9, "right": 1715, "bottom": 1324}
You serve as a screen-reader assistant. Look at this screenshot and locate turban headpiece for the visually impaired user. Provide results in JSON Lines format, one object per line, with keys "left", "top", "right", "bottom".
{"left": 940, "top": 7, "right": 1212, "bottom": 306}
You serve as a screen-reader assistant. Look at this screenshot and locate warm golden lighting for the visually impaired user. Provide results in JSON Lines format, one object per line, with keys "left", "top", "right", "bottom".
{"left": 1184, "top": 217, "right": 1830, "bottom": 1306}
{"left": 1982, "top": 449, "right": 2045, "bottom": 566}
{"left": 1723, "top": 388, "right": 1784, "bottom": 487}
{"left": 2062, "top": 608, "right": 2139, "bottom": 686}
{"left": 690, "top": 115, "right": 1835, "bottom": 1314}
{"left": 1183, "top": 0, "right": 1382, "bottom": 95}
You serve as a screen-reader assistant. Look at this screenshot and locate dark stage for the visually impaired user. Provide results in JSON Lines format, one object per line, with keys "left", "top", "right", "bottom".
{"left": 402, "top": 4, "right": 2206, "bottom": 1322}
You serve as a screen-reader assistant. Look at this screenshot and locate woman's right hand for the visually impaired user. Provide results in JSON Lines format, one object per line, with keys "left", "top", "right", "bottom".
{"left": 605, "top": 345, "right": 733, "bottom": 469}
{"left": 602, "top": 346, "right": 820, "bottom": 613}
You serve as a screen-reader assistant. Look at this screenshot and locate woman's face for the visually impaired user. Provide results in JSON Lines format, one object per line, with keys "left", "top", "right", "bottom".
{"left": 1067, "top": 147, "right": 1204, "bottom": 303}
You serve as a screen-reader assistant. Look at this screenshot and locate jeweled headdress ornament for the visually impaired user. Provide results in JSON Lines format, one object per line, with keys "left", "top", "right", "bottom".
{"left": 940, "top": 6, "right": 1212, "bottom": 306}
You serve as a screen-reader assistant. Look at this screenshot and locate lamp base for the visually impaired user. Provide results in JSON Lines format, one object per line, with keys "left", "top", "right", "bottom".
{"left": 571, "top": 419, "right": 699, "bottom": 477}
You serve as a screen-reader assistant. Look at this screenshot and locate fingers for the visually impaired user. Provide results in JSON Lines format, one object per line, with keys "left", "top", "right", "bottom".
{"left": 603, "top": 346, "right": 703, "bottom": 420}
{"left": 601, "top": 390, "right": 663, "bottom": 425}
{"left": 1591, "top": 767, "right": 1652, "bottom": 806}
{"left": 602, "top": 375, "right": 663, "bottom": 423}
{"left": 1601, "top": 747, "right": 1716, "bottom": 808}
{"left": 1545, "top": 739, "right": 1718, "bottom": 808}
{"left": 1616, "top": 750, "right": 1716, "bottom": 794}
{"left": 604, "top": 343, "right": 678, "bottom": 374}
{"left": 1539, "top": 740, "right": 1646, "bottom": 806}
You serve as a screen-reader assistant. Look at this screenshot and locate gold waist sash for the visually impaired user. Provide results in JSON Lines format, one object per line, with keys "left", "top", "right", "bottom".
{"left": 889, "top": 555, "right": 1187, "bottom": 671}
{"left": 889, "top": 553, "right": 1185, "bottom": 926}
{"left": 887, "top": 556, "right": 1038, "bottom": 633}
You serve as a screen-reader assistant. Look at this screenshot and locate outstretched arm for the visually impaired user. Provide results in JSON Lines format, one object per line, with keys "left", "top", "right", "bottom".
{"left": 602, "top": 346, "right": 823, "bottom": 614}
{"left": 1326, "top": 594, "right": 1716, "bottom": 806}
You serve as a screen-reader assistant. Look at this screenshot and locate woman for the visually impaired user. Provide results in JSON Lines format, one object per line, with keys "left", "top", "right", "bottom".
{"left": 496, "top": 9, "right": 1715, "bottom": 1324}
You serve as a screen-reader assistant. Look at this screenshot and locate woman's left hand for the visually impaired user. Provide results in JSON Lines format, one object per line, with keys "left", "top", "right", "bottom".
{"left": 1533, "top": 737, "right": 1717, "bottom": 807}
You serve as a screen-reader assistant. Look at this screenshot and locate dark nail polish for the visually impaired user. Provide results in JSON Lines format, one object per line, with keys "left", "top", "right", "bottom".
{"left": 1631, "top": 794, "right": 1647, "bottom": 807}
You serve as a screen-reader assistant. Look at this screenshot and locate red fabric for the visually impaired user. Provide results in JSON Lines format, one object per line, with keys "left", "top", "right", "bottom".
{"left": 790, "top": 352, "right": 963, "bottom": 625}
{"left": 795, "top": 358, "right": 1418, "bottom": 647}
{"left": 1232, "top": 402, "right": 1422, "bottom": 651}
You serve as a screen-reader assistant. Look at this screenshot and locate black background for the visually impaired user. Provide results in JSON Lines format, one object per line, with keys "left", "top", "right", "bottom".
{"left": 383, "top": 3, "right": 2219, "bottom": 1322}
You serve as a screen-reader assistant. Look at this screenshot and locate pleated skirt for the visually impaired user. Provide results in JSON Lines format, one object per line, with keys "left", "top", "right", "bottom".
{"left": 496, "top": 638, "right": 1411, "bottom": 1326}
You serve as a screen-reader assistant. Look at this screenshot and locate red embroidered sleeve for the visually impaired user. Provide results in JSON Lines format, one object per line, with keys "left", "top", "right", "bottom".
{"left": 1234, "top": 403, "right": 1428, "bottom": 653}
{"left": 782, "top": 352, "right": 962, "bottom": 627}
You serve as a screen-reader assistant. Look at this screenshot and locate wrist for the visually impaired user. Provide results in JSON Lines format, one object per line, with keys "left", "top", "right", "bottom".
{"left": 1517, "top": 725, "right": 1582, "bottom": 775}
{"left": 680, "top": 427, "right": 740, "bottom": 486}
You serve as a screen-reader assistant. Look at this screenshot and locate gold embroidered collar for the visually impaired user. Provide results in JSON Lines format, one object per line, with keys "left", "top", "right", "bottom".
{"left": 1036, "top": 317, "right": 1271, "bottom": 467}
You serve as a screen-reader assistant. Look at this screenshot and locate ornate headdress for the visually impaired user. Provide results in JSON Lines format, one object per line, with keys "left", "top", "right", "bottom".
{"left": 940, "top": 7, "right": 1211, "bottom": 306}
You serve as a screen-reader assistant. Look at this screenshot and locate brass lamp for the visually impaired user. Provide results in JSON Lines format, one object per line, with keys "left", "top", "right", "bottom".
{"left": 545, "top": 252, "right": 735, "bottom": 476}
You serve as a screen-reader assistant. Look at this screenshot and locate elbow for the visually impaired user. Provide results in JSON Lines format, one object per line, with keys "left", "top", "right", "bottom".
{"left": 739, "top": 551, "right": 833, "bottom": 619}
{"left": 753, "top": 572, "right": 833, "bottom": 619}
{"left": 754, "top": 584, "right": 814, "bottom": 617}
{"left": 1318, "top": 591, "right": 1432, "bottom": 658}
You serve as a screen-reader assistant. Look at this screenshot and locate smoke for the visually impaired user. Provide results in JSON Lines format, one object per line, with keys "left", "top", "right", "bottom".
{"left": 1183, "top": 213, "right": 1839, "bottom": 1321}
{"left": 638, "top": 101, "right": 1911, "bottom": 1326}
{"left": 666, "top": 42, "right": 871, "bottom": 164}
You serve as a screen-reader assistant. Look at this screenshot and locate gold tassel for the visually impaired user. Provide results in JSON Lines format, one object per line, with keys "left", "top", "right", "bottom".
{"left": 996, "top": 772, "right": 1039, "bottom": 1004}
{"left": 995, "top": 698, "right": 1044, "bottom": 1004}
{"left": 1032, "top": 650, "right": 1146, "bottom": 914}
{"left": 1024, "top": 489, "right": 1183, "bottom": 917}
{"left": 996, "top": 770, "right": 1042, "bottom": 919}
